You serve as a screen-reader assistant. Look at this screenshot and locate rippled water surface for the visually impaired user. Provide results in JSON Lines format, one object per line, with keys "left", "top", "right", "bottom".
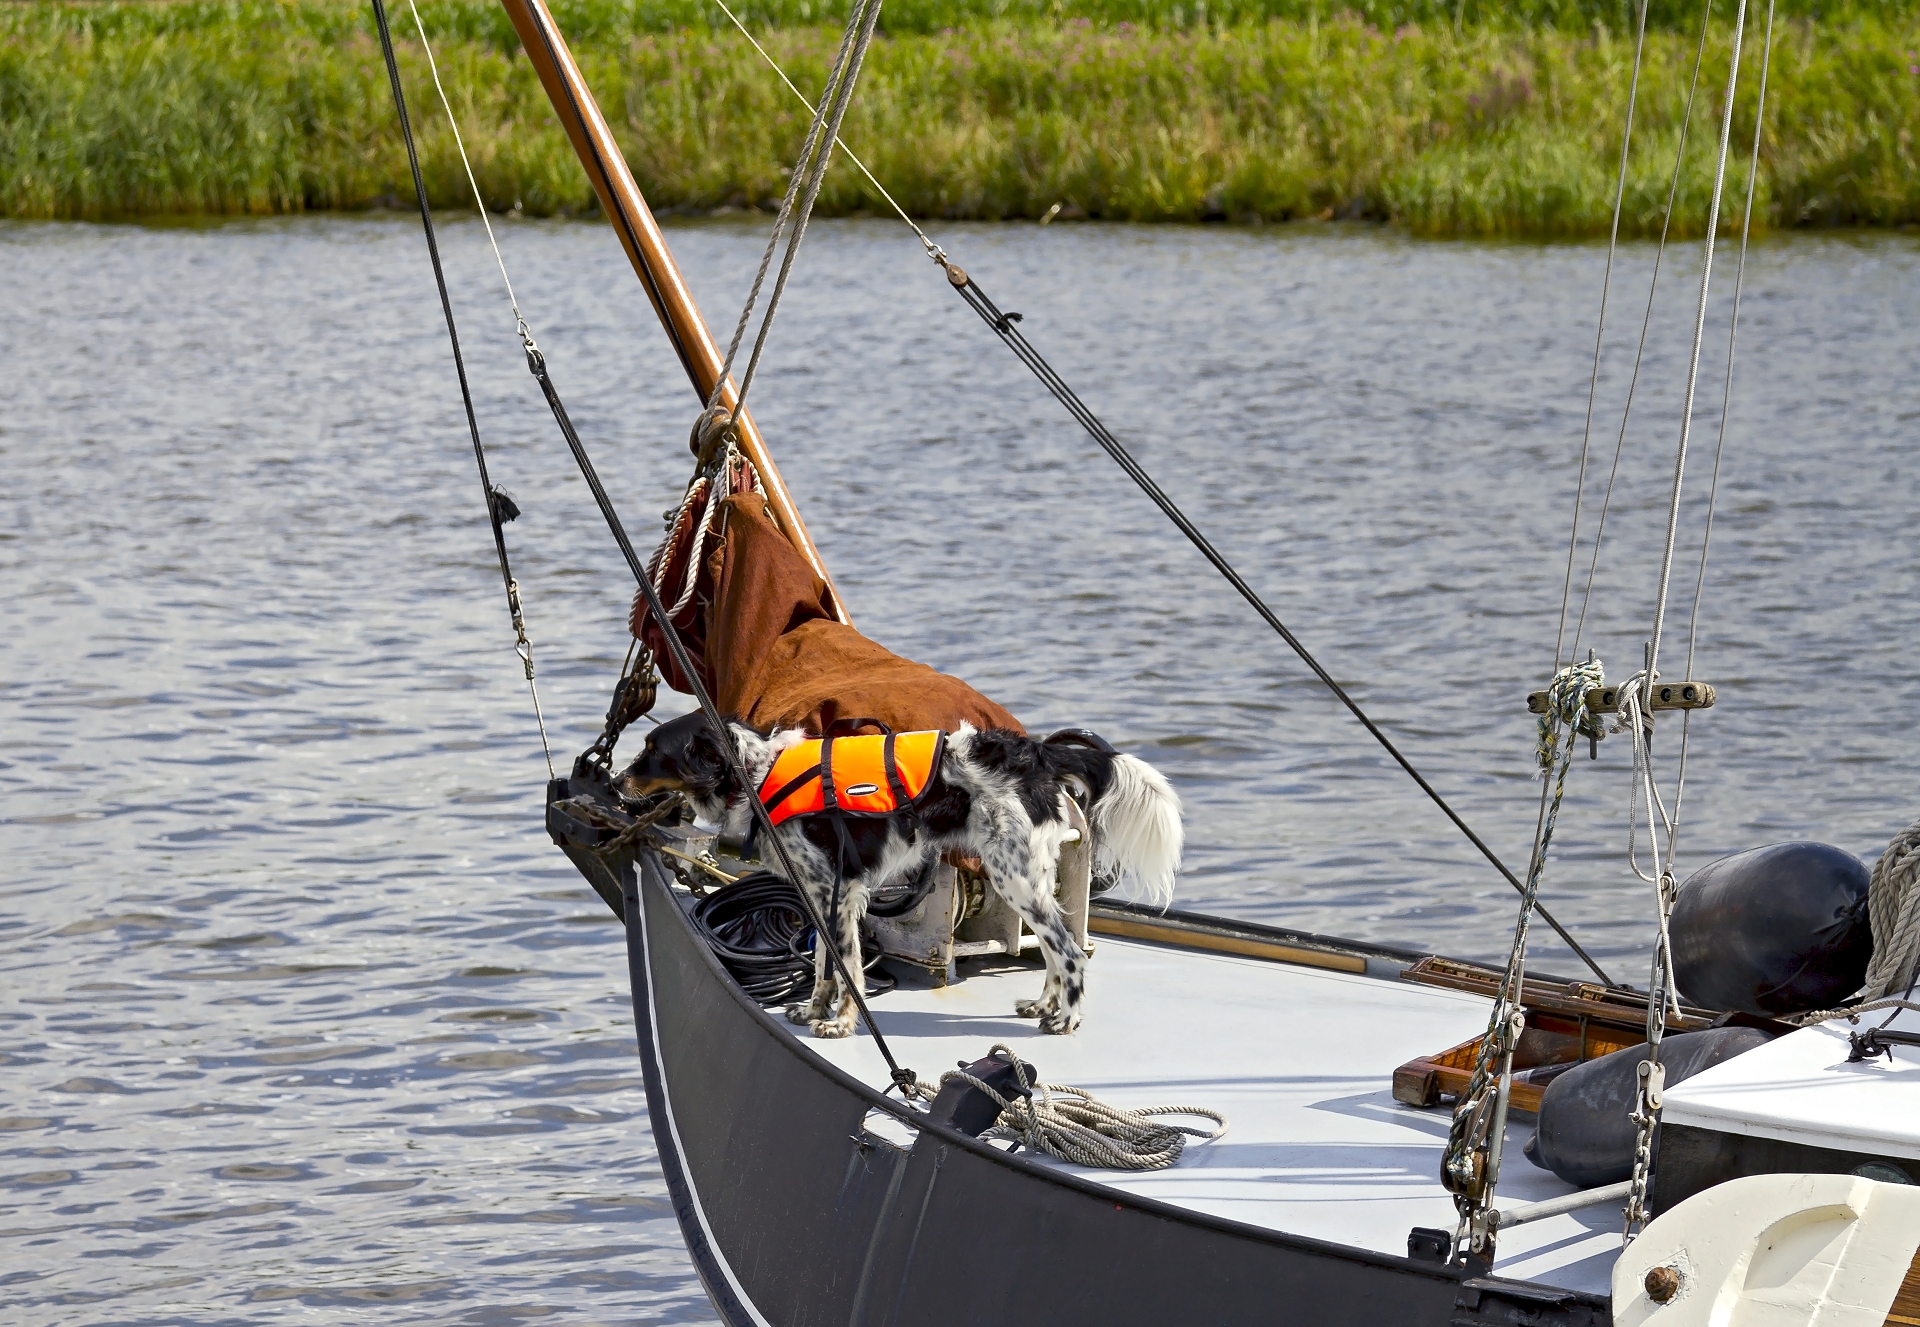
{"left": 5, "top": 215, "right": 1917, "bottom": 1322}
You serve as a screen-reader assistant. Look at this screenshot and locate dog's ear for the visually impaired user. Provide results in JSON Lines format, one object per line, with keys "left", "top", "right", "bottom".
{"left": 681, "top": 721, "right": 732, "bottom": 797}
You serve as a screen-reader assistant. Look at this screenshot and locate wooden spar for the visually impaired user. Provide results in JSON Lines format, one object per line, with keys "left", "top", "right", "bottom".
{"left": 495, "top": 0, "right": 850, "bottom": 625}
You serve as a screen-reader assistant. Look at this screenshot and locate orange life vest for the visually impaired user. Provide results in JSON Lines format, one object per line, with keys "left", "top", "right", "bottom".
{"left": 758, "top": 730, "right": 945, "bottom": 827}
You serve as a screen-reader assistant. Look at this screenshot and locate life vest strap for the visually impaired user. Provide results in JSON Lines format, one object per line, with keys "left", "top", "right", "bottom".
{"left": 761, "top": 763, "right": 823, "bottom": 816}
{"left": 882, "top": 732, "right": 908, "bottom": 807}
{"left": 819, "top": 736, "right": 839, "bottom": 813}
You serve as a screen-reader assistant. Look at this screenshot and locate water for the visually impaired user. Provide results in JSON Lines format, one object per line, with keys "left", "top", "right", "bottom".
{"left": 4, "top": 215, "right": 1916, "bottom": 1322}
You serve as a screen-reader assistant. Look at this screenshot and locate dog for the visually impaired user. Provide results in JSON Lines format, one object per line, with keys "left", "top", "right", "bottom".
{"left": 618, "top": 712, "right": 1182, "bottom": 1038}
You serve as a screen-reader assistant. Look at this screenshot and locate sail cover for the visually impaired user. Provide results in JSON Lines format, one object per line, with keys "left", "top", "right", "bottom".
{"left": 632, "top": 480, "right": 1022, "bottom": 737}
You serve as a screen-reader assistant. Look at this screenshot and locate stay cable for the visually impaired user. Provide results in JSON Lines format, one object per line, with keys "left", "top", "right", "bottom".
{"left": 369, "top": 0, "right": 554, "bottom": 779}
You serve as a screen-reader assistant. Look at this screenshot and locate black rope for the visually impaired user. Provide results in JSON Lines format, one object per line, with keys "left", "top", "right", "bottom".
{"left": 519, "top": 339, "right": 923, "bottom": 1098}
{"left": 690, "top": 869, "right": 895, "bottom": 1006}
{"left": 370, "top": 0, "right": 520, "bottom": 603}
{"left": 942, "top": 267, "right": 1616, "bottom": 989}
{"left": 373, "top": 0, "right": 915, "bottom": 1089}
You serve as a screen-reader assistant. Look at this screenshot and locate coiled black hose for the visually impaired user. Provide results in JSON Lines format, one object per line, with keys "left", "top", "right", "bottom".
{"left": 689, "top": 870, "right": 895, "bottom": 1006}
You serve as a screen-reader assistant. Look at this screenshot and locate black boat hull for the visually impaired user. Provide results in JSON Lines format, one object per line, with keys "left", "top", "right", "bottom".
{"left": 606, "top": 843, "right": 1610, "bottom": 1327}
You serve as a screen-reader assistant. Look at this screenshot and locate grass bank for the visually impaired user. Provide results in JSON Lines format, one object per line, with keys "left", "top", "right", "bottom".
{"left": 4, "top": 0, "right": 1917, "bottom": 233}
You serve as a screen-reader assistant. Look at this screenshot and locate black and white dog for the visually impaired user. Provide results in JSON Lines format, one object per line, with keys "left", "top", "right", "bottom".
{"left": 618, "top": 713, "right": 1182, "bottom": 1038}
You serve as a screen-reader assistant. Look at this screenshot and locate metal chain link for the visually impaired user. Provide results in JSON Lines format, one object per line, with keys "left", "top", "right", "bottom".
{"left": 1444, "top": 656, "right": 1606, "bottom": 1260}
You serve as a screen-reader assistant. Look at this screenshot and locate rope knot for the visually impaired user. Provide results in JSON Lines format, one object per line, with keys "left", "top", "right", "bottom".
{"left": 1535, "top": 656, "right": 1606, "bottom": 775}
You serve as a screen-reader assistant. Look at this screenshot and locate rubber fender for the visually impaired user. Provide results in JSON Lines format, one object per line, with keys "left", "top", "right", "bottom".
{"left": 1525, "top": 1027, "right": 1774, "bottom": 1188}
{"left": 1670, "top": 841, "right": 1872, "bottom": 1016}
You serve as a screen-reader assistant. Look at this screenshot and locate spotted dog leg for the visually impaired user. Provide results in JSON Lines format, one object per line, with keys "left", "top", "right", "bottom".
{"left": 985, "top": 829, "right": 1084, "bottom": 1035}
{"left": 808, "top": 878, "right": 864, "bottom": 1040}
{"left": 784, "top": 870, "right": 837, "bottom": 1029}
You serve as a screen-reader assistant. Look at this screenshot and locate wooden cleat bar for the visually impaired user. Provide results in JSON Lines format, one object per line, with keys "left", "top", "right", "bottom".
{"left": 1526, "top": 680, "right": 1716, "bottom": 716}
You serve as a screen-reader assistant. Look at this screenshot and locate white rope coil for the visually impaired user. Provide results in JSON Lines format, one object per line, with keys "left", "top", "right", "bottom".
{"left": 1783, "top": 820, "right": 1920, "bottom": 1027}
{"left": 924, "top": 1046, "right": 1227, "bottom": 1172}
{"left": 1860, "top": 818, "right": 1920, "bottom": 1002}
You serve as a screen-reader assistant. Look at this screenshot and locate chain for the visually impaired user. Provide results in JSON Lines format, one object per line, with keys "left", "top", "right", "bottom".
{"left": 1444, "top": 655, "right": 1605, "bottom": 1261}
{"left": 1613, "top": 664, "right": 1683, "bottom": 1242}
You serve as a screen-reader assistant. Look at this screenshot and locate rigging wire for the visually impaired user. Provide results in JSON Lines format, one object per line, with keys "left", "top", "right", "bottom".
{"left": 703, "top": 0, "right": 885, "bottom": 418}
{"left": 945, "top": 271, "right": 1616, "bottom": 987}
{"left": 1622, "top": 0, "right": 1755, "bottom": 1244}
{"left": 1554, "top": 0, "right": 1649, "bottom": 671}
{"left": 1647, "top": 0, "right": 1750, "bottom": 698}
{"left": 708, "top": 0, "right": 946, "bottom": 263}
{"left": 702, "top": 0, "right": 1617, "bottom": 987}
{"left": 516, "top": 4, "right": 697, "bottom": 385}
{"left": 1668, "top": 0, "right": 1776, "bottom": 841}
{"left": 1566, "top": 0, "right": 1721, "bottom": 666}
{"left": 370, "top": 0, "right": 924, "bottom": 1099}
{"left": 406, "top": 0, "right": 526, "bottom": 334}
{"left": 369, "top": 0, "right": 555, "bottom": 779}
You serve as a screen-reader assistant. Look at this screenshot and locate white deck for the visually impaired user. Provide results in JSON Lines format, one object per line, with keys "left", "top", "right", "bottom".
{"left": 1663, "top": 1005, "right": 1920, "bottom": 1159}
{"left": 785, "top": 936, "right": 1626, "bottom": 1295}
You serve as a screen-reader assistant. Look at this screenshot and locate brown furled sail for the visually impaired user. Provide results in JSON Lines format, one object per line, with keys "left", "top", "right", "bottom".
{"left": 496, "top": 0, "right": 1020, "bottom": 736}
{"left": 633, "top": 490, "right": 1021, "bottom": 735}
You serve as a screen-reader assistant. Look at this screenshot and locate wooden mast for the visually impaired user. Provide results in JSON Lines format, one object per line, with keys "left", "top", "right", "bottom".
{"left": 496, "top": 0, "right": 850, "bottom": 625}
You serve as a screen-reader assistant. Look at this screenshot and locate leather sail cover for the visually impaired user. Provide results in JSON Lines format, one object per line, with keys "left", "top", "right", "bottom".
{"left": 633, "top": 491, "right": 1022, "bottom": 737}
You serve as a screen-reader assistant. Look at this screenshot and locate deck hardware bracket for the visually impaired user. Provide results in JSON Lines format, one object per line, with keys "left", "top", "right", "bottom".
{"left": 1407, "top": 1226, "right": 1452, "bottom": 1264}
{"left": 1527, "top": 680, "right": 1716, "bottom": 719}
{"left": 1846, "top": 1027, "right": 1920, "bottom": 1062}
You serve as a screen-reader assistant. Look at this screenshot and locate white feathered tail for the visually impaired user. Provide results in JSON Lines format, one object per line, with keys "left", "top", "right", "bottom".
{"left": 1089, "top": 753, "right": 1183, "bottom": 908}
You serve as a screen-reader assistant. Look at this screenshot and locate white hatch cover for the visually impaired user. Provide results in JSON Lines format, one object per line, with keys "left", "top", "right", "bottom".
{"left": 1661, "top": 1007, "right": 1920, "bottom": 1160}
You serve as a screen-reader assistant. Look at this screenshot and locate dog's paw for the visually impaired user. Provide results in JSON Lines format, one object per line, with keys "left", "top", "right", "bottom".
{"left": 1013, "top": 997, "right": 1051, "bottom": 1019}
{"left": 1038, "top": 1008, "right": 1081, "bottom": 1035}
{"left": 810, "top": 1016, "right": 855, "bottom": 1039}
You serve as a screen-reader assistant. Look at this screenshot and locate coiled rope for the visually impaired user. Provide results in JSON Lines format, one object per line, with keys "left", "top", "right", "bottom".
{"left": 923, "top": 1045, "right": 1226, "bottom": 1172}
{"left": 1861, "top": 818, "right": 1920, "bottom": 1002}
{"left": 689, "top": 869, "right": 895, "bottom": 1005}
{"left": 1788, "top": 819, "right": 1920, "bottom": 1026}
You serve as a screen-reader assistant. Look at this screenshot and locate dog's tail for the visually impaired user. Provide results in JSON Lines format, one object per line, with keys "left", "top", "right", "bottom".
{"left": 1089, "top": 752, "right": 1183, "bottom": 908}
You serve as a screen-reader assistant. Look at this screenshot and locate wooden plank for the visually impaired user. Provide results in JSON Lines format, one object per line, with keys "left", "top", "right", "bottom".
{"left": 1088, "top": 914, "right": 1366, "bottom": 974}
{"left": 1402, "top": 956, "right": 1717, "bottom": 1032}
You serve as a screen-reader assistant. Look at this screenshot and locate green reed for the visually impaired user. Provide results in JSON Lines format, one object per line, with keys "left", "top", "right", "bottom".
{"left": 4, "top": 0, "right": 1917, "bottom": 233}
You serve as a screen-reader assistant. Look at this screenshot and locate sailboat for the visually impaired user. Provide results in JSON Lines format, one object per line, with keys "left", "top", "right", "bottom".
{"left": 368, "top": 0, "right": 1920, "bottom": 1319}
